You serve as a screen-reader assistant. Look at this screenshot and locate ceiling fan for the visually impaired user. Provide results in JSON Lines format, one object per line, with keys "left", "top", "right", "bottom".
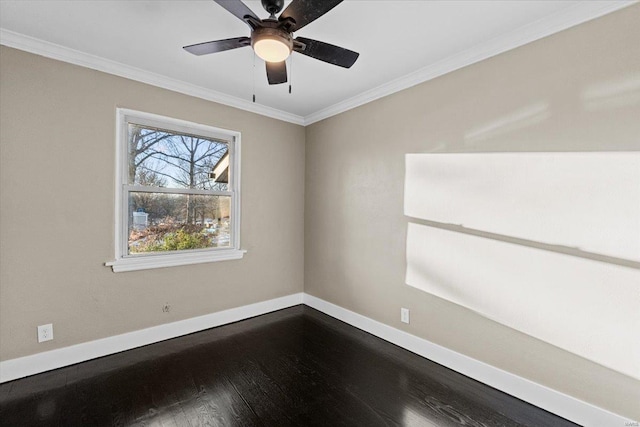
{"left": 183, "top": 0, "right": 359, "bottom": 85}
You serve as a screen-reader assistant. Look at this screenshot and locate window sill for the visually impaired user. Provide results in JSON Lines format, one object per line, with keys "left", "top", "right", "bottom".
{"left": 105, "top": 249, "right": 246, "bottom": 273}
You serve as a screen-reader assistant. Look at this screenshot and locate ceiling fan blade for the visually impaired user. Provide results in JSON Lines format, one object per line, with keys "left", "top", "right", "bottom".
{"left": 183, "top": 37, "right": 251, "bottom": 56}
{"left": 266, "top": 61, "right": 287, "bottom": 85}
{"left": 213, "top": 0, "right": 260, "bottom": 27}
{"left": 279, "top": 0, "right": 343, "bottom": 32}
{"left": 294, "top": 37, "right": 359, "bottom": 68}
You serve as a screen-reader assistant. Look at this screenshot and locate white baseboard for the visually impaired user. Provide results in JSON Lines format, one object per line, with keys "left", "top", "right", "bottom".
{"left": 302, "top": 293, "right": 636, "bottom": 427}
{"left": 0, "top": 293, "right": 304, "bottom": 383}
{"left": 1, "top": 291, "right": 634, "bottom": 425}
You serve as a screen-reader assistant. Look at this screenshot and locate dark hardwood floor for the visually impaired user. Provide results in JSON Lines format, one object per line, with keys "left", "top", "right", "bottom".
{"left": 0, "top": 305, "right": 577, "bottom": 426}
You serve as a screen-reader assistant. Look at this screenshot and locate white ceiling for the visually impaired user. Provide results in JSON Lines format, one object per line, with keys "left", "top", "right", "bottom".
{"left": 0, "top": 1, "right": 633, "bottom": 124}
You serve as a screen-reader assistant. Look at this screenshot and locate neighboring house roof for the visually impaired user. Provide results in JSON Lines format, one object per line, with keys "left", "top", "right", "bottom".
{"left": 210, "top": 152, "right": 229, "bottom": 184}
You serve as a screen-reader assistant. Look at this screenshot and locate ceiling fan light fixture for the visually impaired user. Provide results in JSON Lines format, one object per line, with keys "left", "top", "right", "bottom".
{"left": 184, "top": 0, "right": 360, "bottom": 85}
{"left": 252, "top": 27, "right": 292, "bottom": 63}
{"left": 254, "top": 38, "right": 290, "bottom": 62}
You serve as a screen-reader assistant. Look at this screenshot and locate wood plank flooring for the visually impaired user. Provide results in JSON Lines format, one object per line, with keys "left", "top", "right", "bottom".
{"left": 0, "top": 305, "right": 577, "bottom": 426}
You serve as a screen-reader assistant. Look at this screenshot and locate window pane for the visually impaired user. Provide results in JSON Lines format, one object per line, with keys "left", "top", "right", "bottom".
{"left": 128, "top": 192, "right": 231, "bottom": 254}
{"left": 127, "top": 124, "right": 229, "bottom": 191}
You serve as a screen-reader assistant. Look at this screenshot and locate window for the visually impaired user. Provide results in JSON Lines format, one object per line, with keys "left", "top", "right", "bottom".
{"left": 106, "top": 109, "right": 244, "bottom": 272}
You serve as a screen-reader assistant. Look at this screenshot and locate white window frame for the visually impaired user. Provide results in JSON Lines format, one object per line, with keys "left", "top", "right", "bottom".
{"left": 106, "top": 108, "right": 245, "bottom": 272}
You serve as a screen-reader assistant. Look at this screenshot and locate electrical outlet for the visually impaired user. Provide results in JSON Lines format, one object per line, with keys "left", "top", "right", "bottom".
{"left": 401, "top": 308, "right": 410, "bottom": 324}
{"left": 38, "top": 324, "right": 53, "bottom": 343}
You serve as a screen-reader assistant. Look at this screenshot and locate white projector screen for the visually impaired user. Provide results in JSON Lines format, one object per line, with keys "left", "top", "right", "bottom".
{"left": 406, "top": 223, "right": 640, "bottom": 379}
{"left": 404, "top": 152, "right": 640, "bottom": 261}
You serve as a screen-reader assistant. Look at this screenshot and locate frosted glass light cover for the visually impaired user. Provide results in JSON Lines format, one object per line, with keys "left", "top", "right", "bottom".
{"left": 254, "top": 39, "right": 290, "bottom": 62}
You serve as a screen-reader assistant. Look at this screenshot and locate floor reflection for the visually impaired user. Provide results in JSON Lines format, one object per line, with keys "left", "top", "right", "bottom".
{"left": 403, "top": 405, "right": 440, "bottom": 427}
{"left": 0, "top": 307, "right": 578, "bottom": 426}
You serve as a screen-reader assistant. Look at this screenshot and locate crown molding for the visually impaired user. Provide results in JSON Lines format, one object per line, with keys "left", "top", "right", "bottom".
{"left": 1, "top": 1, "right": 636, "bottom": 127}
{"left": 303, "top": 0, "right": 637, "bottom": 125}
{"left": 0, "top": 28, "right": 305, "bottom": 126}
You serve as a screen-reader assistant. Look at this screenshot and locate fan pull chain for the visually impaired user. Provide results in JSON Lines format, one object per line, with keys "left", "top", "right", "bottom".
{"left": 252, "top": 53, "right": 256, "bottom": 103}
{"left": 289, "top": 55, "right": 293, "bottom": 94}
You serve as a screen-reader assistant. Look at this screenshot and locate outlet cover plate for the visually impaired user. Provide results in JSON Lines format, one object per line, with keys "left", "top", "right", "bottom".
{"left": 38, "top": 324, "right": 53, "bottom": 342}
{"left": 401, "top": 308, "right": 410, "bottom": 324}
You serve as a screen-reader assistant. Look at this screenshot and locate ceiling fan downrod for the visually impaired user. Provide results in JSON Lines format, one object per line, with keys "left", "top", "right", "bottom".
{"left": 261, "top": 0, "right": 284, "bottom": 18}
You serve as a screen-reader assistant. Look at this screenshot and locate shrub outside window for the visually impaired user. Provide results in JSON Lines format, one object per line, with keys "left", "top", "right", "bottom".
{"left": 107, "top": 109, "right": 243, "bottom": 272}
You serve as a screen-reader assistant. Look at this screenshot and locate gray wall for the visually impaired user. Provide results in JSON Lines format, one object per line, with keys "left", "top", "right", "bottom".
{"left": 0, "top": 46, "right": 305, "bottom": 360}
{"left": 305, "top": 6, "right": 639, "bottom": 420}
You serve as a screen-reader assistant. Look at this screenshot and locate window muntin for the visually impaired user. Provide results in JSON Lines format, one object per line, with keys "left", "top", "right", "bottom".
{"left": 108, "top": 109, "right": 242, "bottom": 272}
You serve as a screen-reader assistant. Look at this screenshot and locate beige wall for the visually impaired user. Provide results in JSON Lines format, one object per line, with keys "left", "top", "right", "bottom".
{"left": 1, "top": 4, "right": 639, "bottom": 421}
{"left": 305, "top": 6, "right": 640, "bottom": 420}
{"left": 0, "top": 46, "right": 305, "bottom": 360}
